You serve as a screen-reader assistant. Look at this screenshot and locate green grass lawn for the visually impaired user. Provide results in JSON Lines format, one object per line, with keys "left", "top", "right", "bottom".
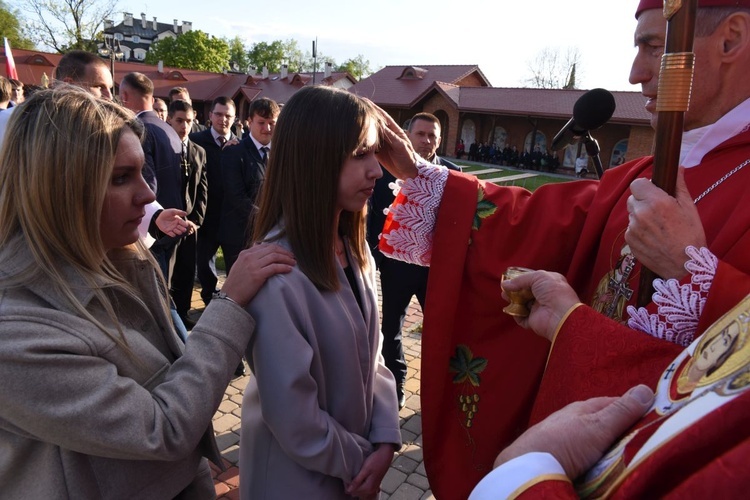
{"left": 457, "top": 164, "right": 573, "bottom": 191}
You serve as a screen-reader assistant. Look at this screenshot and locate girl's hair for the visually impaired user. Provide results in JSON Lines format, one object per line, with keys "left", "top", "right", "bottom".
{"left": 0, "top": 86, "right": 166, "bottom": 350}
{"left": 252, "top": 86, "right": 378, "bottom": 290}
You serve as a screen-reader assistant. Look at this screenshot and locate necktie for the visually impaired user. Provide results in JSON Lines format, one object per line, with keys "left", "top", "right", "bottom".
{"left": 260, "top": 146, "right": 269, "bottom": 165}
{"left": 217, "top": 136, "right": 227, "bottom": 148}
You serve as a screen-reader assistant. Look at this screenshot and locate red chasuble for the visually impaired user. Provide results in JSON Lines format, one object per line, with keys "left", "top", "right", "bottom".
{"left": 411, "top": 129, "right": 750, "bottom": 499}
{"left": 517, "top": 292, "right": 750, "bottom": 498}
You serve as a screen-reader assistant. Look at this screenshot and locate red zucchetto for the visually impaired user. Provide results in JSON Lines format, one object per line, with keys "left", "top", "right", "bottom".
{"left": 637, "top": 0, "right": 750, "bottom": 18}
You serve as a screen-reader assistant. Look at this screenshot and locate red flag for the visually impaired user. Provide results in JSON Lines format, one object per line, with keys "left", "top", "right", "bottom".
{"left": 4, "top": 38, "right": 18, "bottom": 80}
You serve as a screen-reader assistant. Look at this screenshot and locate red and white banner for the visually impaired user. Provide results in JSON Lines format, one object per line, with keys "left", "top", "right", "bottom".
{"left": 4, "top": 38, "right": 18, "bottom": 80}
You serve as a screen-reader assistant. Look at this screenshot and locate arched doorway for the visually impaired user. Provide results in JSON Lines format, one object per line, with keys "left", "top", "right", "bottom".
{"left": 524, "top": 131, "right": 547, "bottom": 153}
{"left": 491, "top": 126, "right": 508, "bottom": 150}
{"left": 461, "top": 119, "right": 476, "bottom": 151}
{"left": 610, "top": 139, "right": 629, "bottom": 167}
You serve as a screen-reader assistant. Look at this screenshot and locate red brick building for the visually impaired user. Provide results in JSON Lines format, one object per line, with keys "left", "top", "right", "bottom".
{"left": 351, "top": 65, "right": 654, "bottom": 170}
{"left": 3, "top": 49, "right": 654, "bottom": 169}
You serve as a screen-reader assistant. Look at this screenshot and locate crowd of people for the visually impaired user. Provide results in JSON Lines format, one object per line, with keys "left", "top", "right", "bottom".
{"left": 463, "top": 141, "right": 561, "bottom": 171}
{"left": 2, "top": 0, "right": 750, "bottom": 498}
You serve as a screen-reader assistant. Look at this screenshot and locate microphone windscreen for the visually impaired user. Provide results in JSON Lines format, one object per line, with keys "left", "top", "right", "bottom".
{"left": 573, "top": 88, "right": 616, "bottom": 130}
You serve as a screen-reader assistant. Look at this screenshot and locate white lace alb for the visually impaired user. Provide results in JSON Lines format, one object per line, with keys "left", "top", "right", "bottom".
{"left": 626, "top": 246, "right": 717, "bottom": 346}
{"left": 379, "top": 160, "right": 448, "bottom": 266}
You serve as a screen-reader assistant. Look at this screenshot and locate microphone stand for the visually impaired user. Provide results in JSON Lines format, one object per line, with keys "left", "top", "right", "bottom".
{"left": 581, "top": 132, "right": 604, "bottom": 179}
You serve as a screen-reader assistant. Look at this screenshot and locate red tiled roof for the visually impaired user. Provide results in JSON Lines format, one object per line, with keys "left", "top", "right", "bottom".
{"left": 1, "top": 48, "right": 356, "bottom": 105}
{"left": 351, "top": 64, "right": 649, "bottom": 124}
{"left": 449, "top": 86, "right": 649, "bottom": 124}
{"left": 350, "top": 65, "right": 491, "bottom": 106}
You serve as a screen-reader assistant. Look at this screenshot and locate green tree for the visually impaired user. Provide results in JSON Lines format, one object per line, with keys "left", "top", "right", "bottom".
{"left": 282, "top": 39, "right": 303, "bottom": 72}
{"left": 300, "top": 49, "right": 336, "bottom": 73}
{"left": 247, "top": 40, "right": 285, "bottom": 73}
{"left": 19, "top": 0, "right": 116, "bottom": 53}
{"left": 248, "top": 39, "right": 321, "bottom": 74}
{"left": 0, "top": 1, "right": 34, "bottom": 49}
{"left": 563, "top": 63, "right": 577, "bottom": 90}
{"left": 227, "top": 35, "right": 250, "bottom": 73}
{"left": 145, "top": 30, "right": 230, "bottom": 73}
{"left": 337, "top": 55, "right": 372, "bottom": 80}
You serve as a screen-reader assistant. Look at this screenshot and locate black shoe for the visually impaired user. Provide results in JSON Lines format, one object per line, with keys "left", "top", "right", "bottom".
{"left": 180, "top": 315, "right": 196, "bottom": 330}
{"left": 397, "top": 386, "right": 406, "bottom": 410}
{"left": 234, "top": 360, "right": 246, "bottom": 378}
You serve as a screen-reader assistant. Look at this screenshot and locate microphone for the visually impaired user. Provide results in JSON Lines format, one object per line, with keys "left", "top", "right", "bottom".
{"left": 551, "top": 88, "right": 616, "bottom": 151}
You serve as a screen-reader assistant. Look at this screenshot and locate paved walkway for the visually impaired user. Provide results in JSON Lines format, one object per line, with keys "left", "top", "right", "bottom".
{"left": 189, "top": 273, "right": 432, "bottom": 499}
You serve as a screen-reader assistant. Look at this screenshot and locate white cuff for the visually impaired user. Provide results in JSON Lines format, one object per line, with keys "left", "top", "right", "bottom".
{"left": 469, "top": 452, "right": 566, "bottom": 500}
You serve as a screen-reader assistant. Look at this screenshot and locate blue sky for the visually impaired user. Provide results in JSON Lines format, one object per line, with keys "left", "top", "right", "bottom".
{"left": 127, "top": 0, "right": 640, "bottom": 91}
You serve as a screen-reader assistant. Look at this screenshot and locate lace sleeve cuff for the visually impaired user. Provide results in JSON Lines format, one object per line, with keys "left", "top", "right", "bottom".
{"left": 626, "top": 246, "right": 717, "bottom": 346}
{"left": 377, "top": 160, "right": 450, "bottom": 266}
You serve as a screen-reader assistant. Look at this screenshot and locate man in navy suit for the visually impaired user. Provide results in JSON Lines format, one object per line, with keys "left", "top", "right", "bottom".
{"left": 120, "top": 72, "right": 184, "bottom": 281}
{"left": 367, "top": 112, "right": 462, "bottom": 408}
{"left": 189, "top": 97, "right": 239, "bottom": 305}
{"left": 166, "top": 99, "right": 208, "bottom": 327}
{"left": 219, "top": 97, "right": 280, "bottom": 275}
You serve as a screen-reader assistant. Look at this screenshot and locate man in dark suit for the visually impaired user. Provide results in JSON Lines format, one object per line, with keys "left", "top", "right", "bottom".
{"left": 219, "top": 97, "right": 280, "bottom": 275}
{"left": 189, "top": 97, "right": 239, "bottom": 305}
{"left": 120, "top": 72, "right": 184, "bottom": 280}
{"left": 169, "top": 87, "right": 205, "bottom": 134}
{"left": 367, "top": 112, "right": 462, "bottom": 408}
{"left": 166, "top": 100, "right": 208, "bottom": 327}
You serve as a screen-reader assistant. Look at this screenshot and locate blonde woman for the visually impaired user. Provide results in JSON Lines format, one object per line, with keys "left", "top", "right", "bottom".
{"left": 239, "top": 86, "right": 401, "bottom": 499}
{"left": 0, "top": 87, "right": 295, "bottom": 498}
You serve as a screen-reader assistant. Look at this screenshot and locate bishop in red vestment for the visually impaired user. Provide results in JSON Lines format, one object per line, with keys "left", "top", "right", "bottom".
{"left": 373, "top": 1, "right": 750, "bottom": 497}
{"left": 470, "top": 279, "right": 750, "bottom": 499}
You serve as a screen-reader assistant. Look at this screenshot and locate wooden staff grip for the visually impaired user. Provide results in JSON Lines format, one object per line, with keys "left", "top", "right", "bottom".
{"left": 637, "top": 0, "right": 698, "bottom": 307}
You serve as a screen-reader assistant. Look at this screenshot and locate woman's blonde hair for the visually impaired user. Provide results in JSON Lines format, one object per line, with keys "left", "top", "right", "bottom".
{"left": 0, "top": 86, "right": 165, "bottom": 349}
{"left": 252, "top": 86, "right": 379, "bottom": 290}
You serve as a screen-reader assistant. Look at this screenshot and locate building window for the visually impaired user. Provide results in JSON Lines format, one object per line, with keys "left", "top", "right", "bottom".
{"left": 610, "top": 139, "right": 629, "bottom": 167}
{"left": 132, "top": 35, "right": 141, "bottom": 43}
{"left": 114, "top": 33, "right": 123, "bottom": 41}
{"left": 563, "top": 144, "right": 580, "bottom": 168}
{"left": 491, "top": 127, "right": 508, "bottom": 150}
{"left": 524, "top": 131, "right": 547, "bottom": 153}
{"left": 461, "top": 119, "right": 476, "bottom": 148}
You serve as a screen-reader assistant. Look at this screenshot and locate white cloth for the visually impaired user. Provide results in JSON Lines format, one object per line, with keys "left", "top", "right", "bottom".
{"left": 680, "top": 96, "right": 750, "bottom": 168}
{"left": 469, "top": 452, "right": 566, "bottom": 500}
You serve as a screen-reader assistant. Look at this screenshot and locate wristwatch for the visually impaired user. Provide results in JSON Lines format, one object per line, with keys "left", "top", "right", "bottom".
{"left": 213, "top": 290, "right": 240, "bottom": 307}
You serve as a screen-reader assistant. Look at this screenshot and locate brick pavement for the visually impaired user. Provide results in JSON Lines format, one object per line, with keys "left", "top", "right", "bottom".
{"left": 188, "top": 272, "right": 433, "bottom": 499}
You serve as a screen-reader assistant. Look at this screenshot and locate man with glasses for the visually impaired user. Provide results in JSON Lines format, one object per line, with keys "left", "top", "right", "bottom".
{"left": 189, "top": 100, "right": 237, "bottom": 292}
{"left": 190, "top": 97, "right": 243, "bottom": 374}
{"left": 153, "top": 98, "right": 168, "bottom": 121}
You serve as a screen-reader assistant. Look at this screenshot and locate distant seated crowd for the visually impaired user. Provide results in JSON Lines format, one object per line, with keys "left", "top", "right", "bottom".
{"left": 457, "top": 140, "right": 561, "bottom": 171}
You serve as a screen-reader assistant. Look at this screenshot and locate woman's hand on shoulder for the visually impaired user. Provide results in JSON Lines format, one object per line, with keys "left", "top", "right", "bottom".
{"left": 345, "top": 443, "right": 397, "bottom": 498}
{"left": 220, "top": 243, "right": 296, "bottom": 307}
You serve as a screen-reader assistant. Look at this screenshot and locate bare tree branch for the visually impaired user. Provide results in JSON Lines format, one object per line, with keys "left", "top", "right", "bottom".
{"left": 524, "top": 46, "right": 582, "bottom": 89}
{"left": 18, "top": 0, "right": 117, "bottom": 53}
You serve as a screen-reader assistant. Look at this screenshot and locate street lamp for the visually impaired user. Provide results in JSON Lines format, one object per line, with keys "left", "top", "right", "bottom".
{"left": 98, "top": 35, "right": 124, "bottom": 96}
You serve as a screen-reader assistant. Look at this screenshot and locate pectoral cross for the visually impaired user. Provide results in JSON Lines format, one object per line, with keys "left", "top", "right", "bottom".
{"left": 604, "top": 256, "right": 635, "bottom": 319}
